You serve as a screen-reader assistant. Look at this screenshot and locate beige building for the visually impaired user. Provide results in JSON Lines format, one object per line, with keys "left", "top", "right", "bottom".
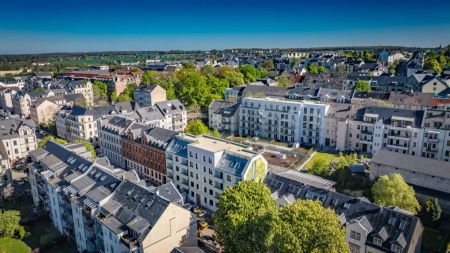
{"left": 66, "top": 80, "right": 94, "bottom": 106}
{"left": 12, "top": 92, "right": 32, "bottom": 117}
{"left": 56, "top": 106, "right": 99, "bottom": 143}
{"left": 420, "top": 76, "right": 448, "bottom": 94}
{"left": 30, "top": 99, "right": 61, "bottom": 125}
{"left": 134, "top": 84, "right": 167, "bottom": 107}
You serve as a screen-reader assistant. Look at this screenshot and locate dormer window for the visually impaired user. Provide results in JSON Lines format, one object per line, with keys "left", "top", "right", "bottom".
{"left": 391, "top": 244, "right": 402, "bottom": 253}
{"left": 350, "top": 230, "right": 361, "bottom": 241}
{"left": 373, "top": 237, "right": 383, "bottom": 246}
{"left": 388, "top": 216, "right": 396, "bottom": 225}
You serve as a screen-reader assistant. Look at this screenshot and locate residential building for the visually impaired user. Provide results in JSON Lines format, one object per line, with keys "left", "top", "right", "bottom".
{"left": 265, "top": 170, "right": 424, "bottom": 253}
{"left": 0, "top": 88, "right": 18, "bottom": 111}
{"left": 136, "top": 99, "right": 187, "bottom": 132}
{"left": 166, "top": 135, "right": 268, "bottom": 211}
{"left": 12, "top": 92, "right": 32, "bottom": 117}
{"left": 239, "top": 97, "right": 329, "bottom": 146}
{"left": 30, "top": 98, "right": 61, "bottom": 125}
{"left": 28, "top": 140, "right": 196, "bottom": 253}
{"left": 66, "top": 80, "right": 95, "bottom": 106}
{"left": 0, "top": 118, "right": 36, "bottom": 164}
{"left": 0, "top": 145, "right": 11, "bottom": 187}
{"left": 98, "top": 115, "right": 135, "bottom": 168}
{"left": 371, "top": 149, "right": 450, "bottom": 214}
{"left": 208, "top": 100, "right": 240, "bottom": 135}
{"left": 122, "top": 125, "right": 178, "bottom": 184}
{"left": 56, "top": 106, "right": 99, "bottom": 143}
{"left": 421, "top": 106, "right": 450, "bottom": 161}
{"left": 134, "top": 85, "right": 167, "bottom": 107}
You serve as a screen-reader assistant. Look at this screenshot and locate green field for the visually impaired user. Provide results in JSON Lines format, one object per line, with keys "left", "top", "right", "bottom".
{"left": 304, "top": 152, "right": 340, "bottom": 170}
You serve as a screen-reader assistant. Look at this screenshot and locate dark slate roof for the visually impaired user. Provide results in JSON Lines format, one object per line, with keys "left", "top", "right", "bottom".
{"left": 0, "top": 118, "right": 36, "bottom": 140}
{"left": 242, "top": 85, "right": 288, "bottom": 98}
{"left": 352, "top": 91, "right": 391, "bottom": 100}
{"left": 209, "top": 100, "right": 239, "bottom": 115}
{"left": 354, "top": 106, "right": 424, "bottom": 127}
{"left": 155, "top": 99, "right": 185, "bottom": 115}
{"left": 155, "top": 181, "right": 184, "bottom": 205}
{"left": 264, "top": 171, "right": 421, "bottom": 253}
{"left": 99, "top": 180, "right": 171, "bottom": 238}
{"left": 216, "top": 152, "right": 249, "bottom": 177}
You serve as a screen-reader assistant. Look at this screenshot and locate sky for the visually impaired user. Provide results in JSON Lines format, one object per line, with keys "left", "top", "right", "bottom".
{"left": 1, "top": 0, "right": 450, "bottom": 54}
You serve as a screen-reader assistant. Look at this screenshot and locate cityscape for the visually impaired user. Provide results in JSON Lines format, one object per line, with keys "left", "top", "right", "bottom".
{"left": 1, "top": 1, "right": 450, "bottom": 253}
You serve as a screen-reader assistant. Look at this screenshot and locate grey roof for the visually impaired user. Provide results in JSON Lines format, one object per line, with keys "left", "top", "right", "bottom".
{"left": 371, "top": 149, "right": 450, "bottom": 179}
{"left": 209, "top": 100, "right": 239, "bottom": 113}
{"left": 155, "top": 181, "right": 184, "bottom": 205}
{"left": 99, "top": 180, "right": 171, "bottom": 238}
{"left": 155, "top": 99, "right": 185, "bottom": 115}
{"left": 354, "top": 106, "right": 424, "bottom": 128}
{"left": 265, "top": 171, "right": 421, "bottom": 252}
{"left": 242, "top": 85, "right": 288, "bottom": 98}
{"left": 166, "top": 136, "right": 191, "bottom": 157}
{"left": 216, "top": 152, "right": 249, "bottom": 177}
{"left": 0, "top": 118, "right": 36, "bottom": 140}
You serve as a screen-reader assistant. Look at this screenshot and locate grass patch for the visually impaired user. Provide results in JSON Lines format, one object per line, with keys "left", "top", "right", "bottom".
{"left": 304, "top": 152, "right": 339, "bottom": 170}
{"left": 422, "top": 227, "right": 448, "bottom": 253}
{"left": 0, "top": 237, "right": 31, "bottom": 253}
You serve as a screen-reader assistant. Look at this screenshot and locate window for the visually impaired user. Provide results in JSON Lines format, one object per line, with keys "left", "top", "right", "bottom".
{"left": 373, "top": 237, "right": 383, "bottom": 246}
{"left": 350, "top": 230, "right": 361, "bottom": 241}
{"left": 391, "top": 244, "right": 402, "bottom": 253}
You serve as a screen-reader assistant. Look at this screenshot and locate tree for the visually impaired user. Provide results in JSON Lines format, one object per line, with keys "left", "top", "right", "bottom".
{"left": 176, "top": 70, "right": 208, "bottom": 107}
{"left": 355, "top": 80, "right": 371, "bottom": 91}
{"left": 214, "top": 181, "right": 277, "bottom": 253}
{"left": 210, "top": 128, "right": 222, "bottom": 138}
{"left": 362, "top": 51, "right": 374, "bottom": 61}
{"left": 239, "top": 64, "right": 261, "bottom": 83}
{"left": 262, "top": 60, "right": 274, "bottom": 70}
{"left": 277, "top": 76, "right": 290, "bottom": 87}
{"left": 307, "top": 158, "right": 328, "bottom": 176}
{"left": 0, "top": 237, "right": 30, "bottom": 253}
{"left": 38, "top": 135, "right": 68, "bottom": 148}
{"left": 307, "top": 64, "right": 319, "bottom": 74}
{"left": 372, "top": 174, "right": 420, "bottom": 214}
{"left": 32, "top": 87, "right": 45, "bottom": 92}
{"left": 218, "top": 66, "right": 245, "bottom": 87}
{"left": 0, "top": 210, "right": 25, "bottom": 239}
{"left": 92, "top": 81, "right": 108, "bottom": 101}
{"left": 142, "top": 71, "right": 159, "bottom": 85}
{"left": 74, "top": 140, "right": 96, "bottom": 160}
{"left": 272, "top": 200, "right": 349, "bottom": 253}
{"left": 115, "top": 83, "right": 137, "bottom": 102}
{"left": 1, "top": 184, "right": 14, "bottom": 201}
{"left": 182, "top": 62, "right": 196, "bottom": 70}
{"left": 185, "top": 119, "right": 209, "bottom": 135}
{"left": 424, "top": 198, "right": 441, "bottom": 222}
{"left": 424, "top": 59, "right": 442, "bottom": 74}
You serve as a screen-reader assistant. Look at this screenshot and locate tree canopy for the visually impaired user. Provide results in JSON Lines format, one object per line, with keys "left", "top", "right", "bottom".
{"left": 38, "top": 135, "right": 68, "bottom": 148}
{"left": 277, "top": 76, "right": 291, "bottom": 87}
{"left": 0, "top": 237, "right": 30, "bottom": 253}
{"left": 355, "top": 80, "right": 371, "bottom": 91}
{"left": 423, "top": 198, "right": 442, "bottom": 223}
{"left": 184, "top": 119, "right": 210, "bottom": 135}
{"left": 213, "top": 181, "right": 277, "bottom": 253}
{"left": 74, "top": 139, "right": 96, "bottom": 160}
{"left": 0, "top": 210, "right": 25, "bottom": 239}
{"left": 272, "top": 200, "right": 349, "bottom": 253}
{"left": 372, "top": 173, "right": 420, "bottom": 214}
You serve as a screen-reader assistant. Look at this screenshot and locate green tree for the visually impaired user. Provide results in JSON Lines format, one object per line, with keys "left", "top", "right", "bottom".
{"left": 272, "top": 200, "right": 349, "bottom": 253}
{"left": 239, "top": 64, "right": 261, "bottom": 83}
{"left": 115, "top": 83, "right": 137, "bottom": 102}
{"left": 308, "top": 158, "right": 328, "bottom": 175}
{"left": 210, "top": 128, "right": 222, "bottom": 138}
{"left": 0, "top": 210, "right": 25, "bottom": 239}
{"left": 424, "top": 59, "right": 442, "bottom": 74}
{"left": 277, "top": 76, "right": 290, "bottom": 87}
{"left": 307, "top": 64, "right": 319, "bottom": 74}
{"left": 355, "top": 80, "right": 371, "bottom": 91}
{"left": 372, "top": 174, "right": 420, "bottom": 214}
{"left": 362, "top": 51, "right": 374, "bottom": 61}
{"left": 185, "top": 119, "right": 209, "bottom": 135}
{"left": 92, "top": 80, "right": 108, "bottom": 101}
{"left": 214, "top": 181, "right": 277, "bottom": 253}
{"left": 0, "top": 237, "right": 30, "bottom": 253}
{"left": 182, "top": 62, "right": 196, "bottom": 70}
{"left": 142, "top": 70, "right": 159, "bottom": 85}
{"left": 38, "top": 135, "right": 68, "bottom": 148}
{"left": 318, "top": 65, "right": 327, "bottom": 73}
{"left": 217, "top": 66, "right": 245, "bottom": 87}
{"left": 424, "top": 198, "right": 441, "bottom": 222}
{"left": 32, "top": 87, "right": 45, "bottom": 92}
{"left": 74, "top": 140, "right": 96, "bottom": 160}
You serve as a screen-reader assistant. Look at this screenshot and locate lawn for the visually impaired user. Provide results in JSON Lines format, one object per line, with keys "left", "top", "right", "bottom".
{"left": 422, "top": 227, "right": 448, "bottom": 253}
{"left": 0, "top": 237, "right": 31, "bottom": 253}
{"left": 303, "top": 152, "right": 340, "bottom": 170}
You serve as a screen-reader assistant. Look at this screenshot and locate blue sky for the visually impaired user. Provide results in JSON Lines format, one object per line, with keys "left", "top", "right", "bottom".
{"left": 1, "top": 0, "right": 450, "bottom": 54}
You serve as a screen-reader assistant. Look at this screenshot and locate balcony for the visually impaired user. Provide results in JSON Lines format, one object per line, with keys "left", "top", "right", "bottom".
{"left": 387, "top": 143, "right": 409, "bottom": 150}
{"left": 388, "top": 131, "right": 410, "bottom": 139}
{"left": 426, "top": 146, "right": 438, "bottom": 152}
{"left": 425, "top": 137, "right": 439, "bottom": 143}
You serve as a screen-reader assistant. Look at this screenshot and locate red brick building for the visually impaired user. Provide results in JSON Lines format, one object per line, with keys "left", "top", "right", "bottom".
{"left": 122, "top": 125, "right": 178, "bottom": 184}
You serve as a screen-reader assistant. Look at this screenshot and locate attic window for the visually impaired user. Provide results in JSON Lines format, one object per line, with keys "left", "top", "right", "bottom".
{"left": 343, "top": 202, "right": 351, "bottom": 209}
{"left": 388, "top": 216, "right": 396, "bottom": 225}
{"left": 399, "top": 220, "right": 406, "bottom": 230}
{"left": 373, "top": 237, "right": 383, "bottom": 246}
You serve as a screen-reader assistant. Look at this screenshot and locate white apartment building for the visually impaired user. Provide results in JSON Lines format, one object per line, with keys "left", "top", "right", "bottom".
{"left": 0, "top": 118, "right": 37, "bottom": 164}
{"left": 166, "top": 135, "right": 268, "bottom": 211}
{"left": 66, "top": 80, "right": 95, "bottom": 106}
{"left": 421, "top": 106, "right": 450, "bottom": 161}
{"left": 28, "top": 141, "right": 196, "bottom": 253}
{"left": 98, "top": 116, "right": 135, "bottom": 167}
{"left": 239, "top": 97, "right": 330, "bottom": 146}
{"left": 208, "top": 100, "right": 240, "bottom": 135}
{"left": 136, "top": 99, "right": 187, "bottom": 132}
